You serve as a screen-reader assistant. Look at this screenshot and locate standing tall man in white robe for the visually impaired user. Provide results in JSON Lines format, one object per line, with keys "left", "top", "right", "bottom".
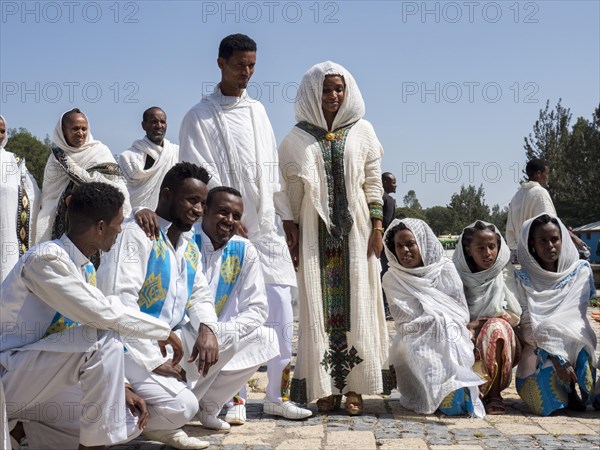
{"left": 179, "top": 33, "right": 311, "bottom": 420}
{"left": 119, "top": 107, "right": 179, "bottom": 210}
{"left": 0, "top": 182, "right": 183, "bottom": 449}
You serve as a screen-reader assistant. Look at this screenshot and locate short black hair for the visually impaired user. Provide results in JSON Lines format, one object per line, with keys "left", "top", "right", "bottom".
{"left": 461, "top": 220, "right": 501, "bottom": 272}
{"left": 206, "top": 186, "right": 242, "bottom": 210}
{"left": 525, "top": 158, "right": 547, "bottom": 179}
{"left": 67, "top": 182, "right": 124, "bottom": 230}
{"left": 218, "top": 34, "right": 257, "bottom": 60}
{"left": 62, "top": 108, "right": 84, "bottom": 128}
{"left": 160, "top": 162, "right": 210, "bottom": 193}
{"left": 385, "top": 221, "right": 410, "bottom": 257}
{"left": 142, "top": 106, "right": 165, "bottom": 123}
{"left": 382, "top": 172, "right": 395, "bottom": 181}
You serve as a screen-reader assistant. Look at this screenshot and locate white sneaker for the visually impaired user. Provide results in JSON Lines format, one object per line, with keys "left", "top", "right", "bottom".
{"left": 196, "top": 410, "right": 231, "bottom": 431}
{"left": 225, "top": 403, "right": 247, "bottom": 425}
{"left": 263, "top": 400, "right": 313, "bottom": 419}
{"left": 143, "top": 429, "right": 209, "bottom": 449}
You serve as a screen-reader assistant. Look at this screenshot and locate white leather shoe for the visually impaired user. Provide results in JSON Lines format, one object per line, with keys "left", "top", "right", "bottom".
{"left": 263, "top": 401, "right": 313, "bottom": 419}
{"left": 143, "top": 429, "right": 209, "bottom": 449}
{"left": 225, "top": 403, "right": 247, "bottom": 425}
{"left": 196, "top": 410, "right": 231, "bottom": 431}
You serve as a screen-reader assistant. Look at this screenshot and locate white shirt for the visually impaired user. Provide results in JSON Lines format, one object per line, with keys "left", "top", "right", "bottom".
{"left": 196, "top": 226, "right": 279, "bottom": 370}
{"left": 506, "top": 181, "right": 556, "bottom": 250}
{"left": 97, "top": 217, "right": 218, "bottom": 372}
{"left": 0, "top": 235, "right": 170, "bottom": 354}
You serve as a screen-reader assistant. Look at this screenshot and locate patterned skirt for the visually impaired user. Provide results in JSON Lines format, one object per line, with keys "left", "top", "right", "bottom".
{"left": 474, "top": 317, "right": 521, "bottom": 396}
{"left": 516, "top": 349, "right": 596, "bottom": 416}
{"left": 438, "top": 388, "right": 475, "bottom": 416}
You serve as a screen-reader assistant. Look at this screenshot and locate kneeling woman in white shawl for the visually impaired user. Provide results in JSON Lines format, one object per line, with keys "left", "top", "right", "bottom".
{"left": 515, "top": 214, "right": 597, "bottom": 415}
{"left": 453, "top": 221, "right": 522, "bottom": 415}
{"left": 382, "top": 218, "right": 485, "bottom": 417}
{"left": 35, "top": 109, "right": 131, "bottom": 251}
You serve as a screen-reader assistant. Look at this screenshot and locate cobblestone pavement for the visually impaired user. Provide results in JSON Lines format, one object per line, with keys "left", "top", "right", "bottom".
{"left": 116, "top": 309, "right": 600, "bottom": 450}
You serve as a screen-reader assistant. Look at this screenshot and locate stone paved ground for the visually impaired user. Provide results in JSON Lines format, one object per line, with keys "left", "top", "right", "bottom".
{"left": 116, "top": 308, "right": 600, "bottom": 450}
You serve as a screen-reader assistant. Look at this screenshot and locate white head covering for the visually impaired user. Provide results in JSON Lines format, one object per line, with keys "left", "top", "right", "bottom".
{"left": 453, "top": 221, "right": 521, "bottom": 321}
{"left": 295, "top": 61, "right": 365, "bottom": 130}
{"left": 517, "top": 214, "right": 580, "bottom": 291}
{"left": 0, "top": 115, "right": 7, "bottom": 149}
{"left": 52, "top": 110, "right": 101, "bottom": 154}
{"left": 515, "top": 214, "right": 596, "bottom": 362}
{"left": 35, "top": 110, "right": 127, "bottom": 244}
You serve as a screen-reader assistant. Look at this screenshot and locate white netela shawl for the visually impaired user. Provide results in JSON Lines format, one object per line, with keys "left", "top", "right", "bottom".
{"left": 515, "top": 214, "right": 597, "bottom": 364}
{"left": 382, "top": 218, "right": 485, "bottom": 416}
{"left": 35, "top": 111, "right": 130, "bottom": 244}
{"left": 453, "top": 221, "right": 522, "bottom": 323}
{"left": 119, "top": 136, "right": 179, "bottom": 210}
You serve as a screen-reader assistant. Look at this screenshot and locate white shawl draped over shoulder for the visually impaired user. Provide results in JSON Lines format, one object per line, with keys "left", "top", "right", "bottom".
{"left": 279, "top": 61, "right": 388, "bottom": 402}
{"left": 179, "top": 85, "right": 295, "bottom": 286}
{"left": 515, "top": 214, "right": 597, "bottom": 364}
{"left": 453, "top": 221, "right": 521, "bottom": 323}
{"left": 119, "top": 136, "right": 179, "bottom": 210}
{"left": 0, "top": 115, "right": 41, "bottom": 283}
{"left": 382, "top": 218, "right": 485, "bottom": 416}
{"left": 35, "top": 112, "right": 131, "bottom": 244}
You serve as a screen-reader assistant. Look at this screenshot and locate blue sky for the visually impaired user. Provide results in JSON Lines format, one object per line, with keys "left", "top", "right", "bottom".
{"left": 1, "top": 0, "right": 598, "bottom": 209}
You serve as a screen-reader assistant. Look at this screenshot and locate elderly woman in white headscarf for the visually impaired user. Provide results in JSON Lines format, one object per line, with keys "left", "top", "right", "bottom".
{"left": 279, "top": 61, "right": 389, "bottom": 415}
{"left": 0, "top": 115, "right": 41, "bottom": 284}
{"left": 453, "top": 221, "right": 522, "bottom": 415}
{"left": 35, "top": 109, "right": 130, "bottom": 248}
{"left": 514, "top": 213, "right": 597, "bottom": 415}
{"left": 382, "top": 218, "right": 485, "bottom": 417}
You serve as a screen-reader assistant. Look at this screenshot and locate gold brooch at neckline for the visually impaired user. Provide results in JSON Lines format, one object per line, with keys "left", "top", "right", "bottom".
{"left": 325, "top": 132, "right": 335, "bottom": 141}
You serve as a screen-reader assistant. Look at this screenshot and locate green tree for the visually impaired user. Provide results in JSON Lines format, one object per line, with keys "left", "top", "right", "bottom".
{"left": 448, "top": 184, "right": 490, "bottom": 231}
{"left": 402, "top": 190, "right": 422, "bottom": 210}
{"left": 489, "top": 204, "right": 508, "bottom": 235}
{"left": 395, "top": 206, "right": 426, "bottom": 221}
{"left": 424, "top": 206, "right": 456, "bottom": 235}
{"left": 523, "top": 101, "right": 600, "bottom": 226}
{"left": 5, "top": 128, "right": 51, "bottom": 187}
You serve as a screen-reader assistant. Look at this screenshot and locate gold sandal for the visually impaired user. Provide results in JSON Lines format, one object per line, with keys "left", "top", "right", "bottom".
{"left": 316, "top": 395, "right": 342, "bottom": 413}
{"left": 344, "top": 391, "right": 363, "bottom": 416}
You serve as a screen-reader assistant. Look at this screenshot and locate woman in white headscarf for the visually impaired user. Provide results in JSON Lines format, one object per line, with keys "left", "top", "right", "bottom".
{"left": 35, "top": 109, "right": 130, "bottom": 247}
{"left": 0, "top": 115, "right": 41, "bottom": 284}
{"left": 279, "top": 61, "right": 389, "bottom": 414}
{"left": 382, "top": 218, "right": 485, "bottom": 417}
{"left": 514, "top": 213, "right": 597, "bottom": 415}
{"left": 453, "top": 221, "right": 522, "bottom": 414}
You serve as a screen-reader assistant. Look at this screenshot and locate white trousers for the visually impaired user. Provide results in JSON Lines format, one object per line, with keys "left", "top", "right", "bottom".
{"left": 198, "top": 365, "right": 260, "bottom": 417}
{"left": 128, "top": 321, "right": 261, "bottom": 425}
{"left": 0, "top": 330, "right": 135, "bottom": 447}
{"left": 265, "top": 284, "right": 294, "bottom": 403}
{"left": 125, "top": 356, "right": 199, "bottom": 432}
{"left": 232, "top": 284, "right": 294, "bottom": 405}
{"left": 20, "top": 385, "right": 141, "bottom": 450}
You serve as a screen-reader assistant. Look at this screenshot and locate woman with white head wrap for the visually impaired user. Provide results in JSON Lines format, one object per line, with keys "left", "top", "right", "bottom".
{"left": 514, "top": 213, "right": 597, "bottom": 415}
{"left": 35, "top": 109, "right": 130, "bottom": 250}
{"left": 0, "top": 115, "right": 41, "bottom": 284}
{"left": 453, "top": 221, "right": 522, "bottom": 414}
{"left": 279, "top": 61, "right": 389, "bottom": 414}
{"left": 382, "top": 218, "right": 485, "bottom": 417}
